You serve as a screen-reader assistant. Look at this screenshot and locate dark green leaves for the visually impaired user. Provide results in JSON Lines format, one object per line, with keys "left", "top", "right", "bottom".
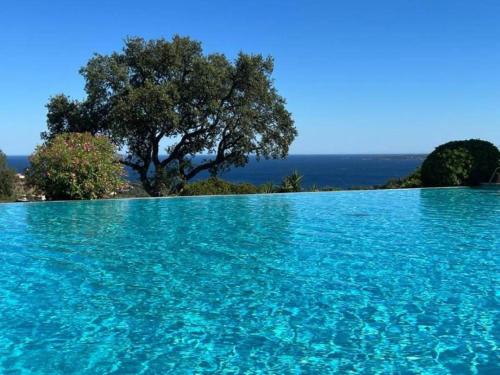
{"left": 44, "top": 35, "right": 296, "bottom": 195}
{"left": 0, "top": 151, "right": 16, "bottom": 199}
{"left": 421, "top": 139, "right": 500, "bottom": 186}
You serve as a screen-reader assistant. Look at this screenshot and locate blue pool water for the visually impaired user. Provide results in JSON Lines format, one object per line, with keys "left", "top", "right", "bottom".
{"left": 0, "top": 188, "right": 498, "bottom": 373}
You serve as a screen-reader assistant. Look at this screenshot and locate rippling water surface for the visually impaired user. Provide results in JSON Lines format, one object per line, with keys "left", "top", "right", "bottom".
{"left": 0, "top": 188, "right": 498, "bottom": 373}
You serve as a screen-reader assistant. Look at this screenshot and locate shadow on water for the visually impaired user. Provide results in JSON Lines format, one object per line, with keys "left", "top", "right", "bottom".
{"left": 21, "top": 196, "right": 298, "bottom": 278}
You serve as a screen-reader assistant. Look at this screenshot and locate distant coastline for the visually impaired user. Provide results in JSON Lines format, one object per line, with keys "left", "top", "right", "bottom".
{"left": 7, "top": 154, "right": 425, "bottom": 189}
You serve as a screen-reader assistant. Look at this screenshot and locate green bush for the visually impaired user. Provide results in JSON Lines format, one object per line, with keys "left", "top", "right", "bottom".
{"left": 115, "top": 182, "right": 150, "bottom": 198}
{"left": 0, "top": 150, "right": 16, "bottom": 199}
{"left": 181, "top": 178, "right": 259, "bottom": 196}
{"left": 259, "top": 182, "right": 276, "bottom": 194}
{"left": 421, "top": 139, "right": 500, "bottom": 186}
{"left": 280, "top": 170, "right": 303, "bottom": 192}
{"left": 27, "top": 133, "right": 125, "bottom": 200}
{"left": 383, "top": 168, "right": 422, "bottom": 189}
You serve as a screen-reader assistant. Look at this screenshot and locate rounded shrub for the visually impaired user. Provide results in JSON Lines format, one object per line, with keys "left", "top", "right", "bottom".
{"left": 27, "top": 133, "right": 125, "bottom": 200}
{"left": 421, "top": 139, "right": 500, "bottom": 186}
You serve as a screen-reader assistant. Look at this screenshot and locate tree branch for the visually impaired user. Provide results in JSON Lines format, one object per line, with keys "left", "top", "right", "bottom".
{"left": 119, "top": 158, "right": 142, "bottom": 170}
{"left": 161, "top": 87, "right": 236, "bottom": 169}
{"left": 160, "top": 126, "right": 207, "bottom": 167}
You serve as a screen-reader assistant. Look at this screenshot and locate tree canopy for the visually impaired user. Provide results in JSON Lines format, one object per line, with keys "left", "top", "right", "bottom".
{"left": 421, "top": 139, "right": 500, "bottom": 186}
{"left": 0, "top": 151, "right": 16, "bottom": 199}
{"left": 43, "top": 36, "right": 296, "bottom": 196}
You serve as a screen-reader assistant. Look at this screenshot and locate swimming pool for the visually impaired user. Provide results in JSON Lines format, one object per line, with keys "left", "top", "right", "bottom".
{"left": 0, "top": 188, "right": 498, "bottom": 373}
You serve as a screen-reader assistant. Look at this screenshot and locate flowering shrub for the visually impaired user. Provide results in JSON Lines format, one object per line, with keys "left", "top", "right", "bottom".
{"left": 27, "top": 133, "right": 125, "bottom": 200}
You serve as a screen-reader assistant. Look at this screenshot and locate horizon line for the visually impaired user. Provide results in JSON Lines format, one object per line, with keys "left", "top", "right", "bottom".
{"left": 5, "top": 152, "right": 429, "bottom": 157}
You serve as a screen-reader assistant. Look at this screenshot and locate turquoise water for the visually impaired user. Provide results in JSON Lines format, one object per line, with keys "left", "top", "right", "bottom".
{"left": 0, "top": 188, "right": 498, "bottom": 374}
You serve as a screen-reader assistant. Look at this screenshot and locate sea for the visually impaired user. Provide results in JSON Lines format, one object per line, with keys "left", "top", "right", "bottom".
{"left": 6, "top": 154, "right": 425, "bottom": 189}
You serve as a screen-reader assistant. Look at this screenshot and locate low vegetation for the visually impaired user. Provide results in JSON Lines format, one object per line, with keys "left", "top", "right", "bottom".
{"left": 176, "top": 170, "right": 304, "bottom": 196}
{"left": 382, "top": 168, "right": 422, "bottom": 189}
{"left": 279, "top": 169, "right": 303, "bottom": 192}
{"left": 181, "top": 178, "right": 259, "bottom": 196}
{"left": 26, "top": 133, "right": 125, "bottom": 200}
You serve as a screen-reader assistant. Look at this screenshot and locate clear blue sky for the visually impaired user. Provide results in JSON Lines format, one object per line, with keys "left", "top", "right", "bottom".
{"left": 1, "top": 0, "right": 500, "bottom": 154}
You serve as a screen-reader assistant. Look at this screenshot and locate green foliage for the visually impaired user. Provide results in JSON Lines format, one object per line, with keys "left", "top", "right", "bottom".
{"left": 151, "top": 166, "right": 185, "bottom": 197}
{"left": 0, "top": 150, "right": 16, "bottom": 199}
{"left": 181, "top": 178, "right": 259, "bottom": 196}
{"left": 280, "top": 170, "right": 303, "bottom": 192}
{"left": 259, "top": 182, "right": 276, "bottom": 194}
{"left": 27, "top": 133, "right": 125, "bottom": 200}
{"left": 383, "top": 168, "right": 422, "bottom": 189}
{"left": 43, "top": 35, "right": 297, "bottom": 196}
{"left": 115, "top": 182, "right": 150, "bottom": 198}
{"left": 421, "top": 139, "right": 500, "bottom": 186}
{"left": 42, "top": 95, "right": 97, "bottom": 139}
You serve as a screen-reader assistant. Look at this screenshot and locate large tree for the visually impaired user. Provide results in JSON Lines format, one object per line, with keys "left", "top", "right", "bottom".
{"left": 43, "top": 36, "right": 296, "bottom": 196}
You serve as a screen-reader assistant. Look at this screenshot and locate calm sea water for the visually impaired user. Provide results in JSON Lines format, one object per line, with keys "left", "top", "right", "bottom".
{"left": 0, "top": 188, "right": 498, "bottom": 373}
{"left": 7, "top": 154, "right": 425, "bottom": 188}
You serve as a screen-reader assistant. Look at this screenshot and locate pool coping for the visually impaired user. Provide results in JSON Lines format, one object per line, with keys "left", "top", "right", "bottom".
{"left": 0, "top": 186, "right": 470, "bottom": 206}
